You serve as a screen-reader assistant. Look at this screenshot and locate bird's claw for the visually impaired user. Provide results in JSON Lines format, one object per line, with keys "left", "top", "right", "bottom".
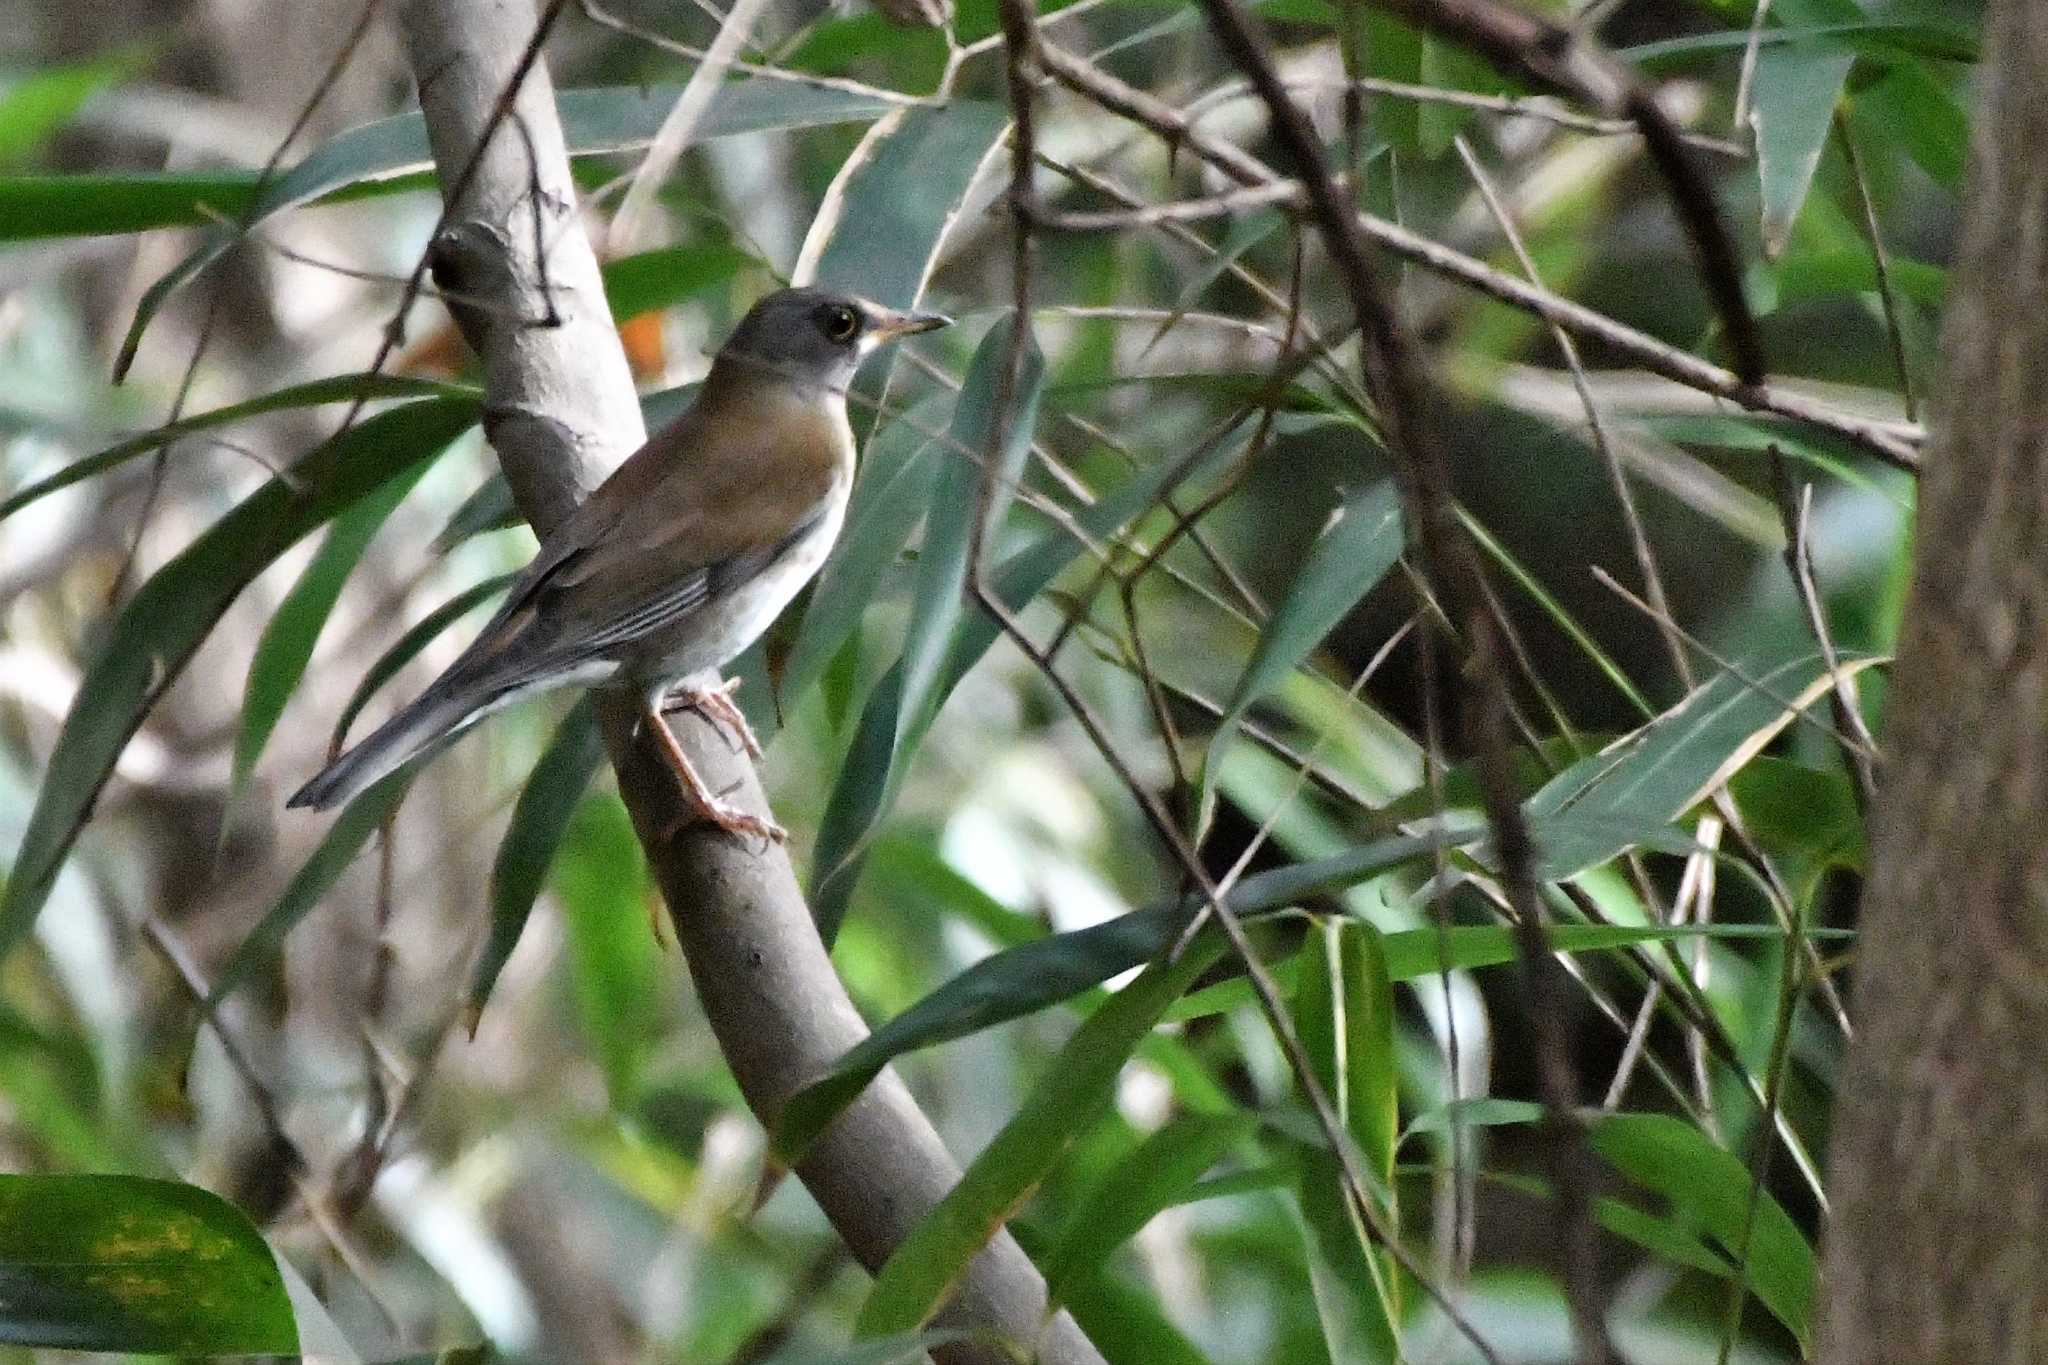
{"left": 663, "top": 796, "right": 787, "bottom": 846}
{"left": 664, "top": 677, "right": 762, "bottom": 758}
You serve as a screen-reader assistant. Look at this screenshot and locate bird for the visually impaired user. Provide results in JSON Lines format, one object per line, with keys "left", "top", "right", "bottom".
{"left": 288, "top": 286, "right": 950, "bottom": 841}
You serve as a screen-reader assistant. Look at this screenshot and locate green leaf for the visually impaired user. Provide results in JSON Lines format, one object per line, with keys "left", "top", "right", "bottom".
{"left": 1752, "top": 40, "right": 1856, "bottom": 259}
{"left": 810, "top": 418, "right": 1258, "bottom": 938}
{"left": 0, "top": 50, "right": 146, "bottom": 167}
{"left": 1770, "top": 247, "right": 1947, "bottom": 311}
{"left": 470, "top": 697, "right": 606, "bottom": 1025}
{"left": 781, "top": 833, "right": 1443, "bottom": 1159}
{"left": 1522, "top": 652, "right": 1883, "bottom": 880}
{"left": 556, "top": 794, "right": 662, "bottom": 1105}
{"left": 1043, "top": 1111, "right": 1259, "bottom": 1306}
{"left": 0, "top": 396, "right": 478, "bottom": 958}
{"left": 1624, "top": 19, "right": 1977, "bottom": 69}
{"left": 855, "top": 936, "right": 1226, "bottom": 1338}
{"left": 1853, "top": 61, "right": 1969, "bottom": 193}
{"left": 894, "top": 318, "right": 1045, "bottom": 750}
{"left": 1202, "top": 480, "right": 1402, "bottom": 826}
{"left": 330, "top": 573, "right": 516, "bottom": 753}
{"left": 1167, "top": 922, "right": 1850, "bottom": 1025}
{"left": 1292, "top": 920, "right": 1401, "bottom": 1362}
{"left": 111, "top": 80, "right": 903, "bottom": 375}
{"left": 0, "top": 373, "right": 467, "bottom": 523}
{"left": 0, "top": 1174, "right": 296, "bottom": 1354}
{"left": 601, "top": 242, "right": 754, "bottom": 319}
{"left": 1590, "top": 1113, "right": 1815, "bottom": 1350}
{"left": 800, "top": 102, "right": 1007, "bottom": 310}
{"left": 782, "top": 394, "right": 952, "bottom": 706}
{"left": 232, "top": 456, "right": 434, "bottom": 799}
{"left": 750, "top": 1330, "right": 986, "bottom": 1365}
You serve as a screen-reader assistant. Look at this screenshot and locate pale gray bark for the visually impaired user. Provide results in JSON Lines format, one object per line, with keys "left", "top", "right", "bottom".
{"left": 1817, "top": 1, "right": 2048, "bottom": 1361}
{"left": 393, "top": 4, "right": 1103, "bottom": 1361}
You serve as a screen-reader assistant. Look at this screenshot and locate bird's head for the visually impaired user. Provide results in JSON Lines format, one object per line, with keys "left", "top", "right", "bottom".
{"left": 714, "top": 286, "right": 950, "bottom": 395}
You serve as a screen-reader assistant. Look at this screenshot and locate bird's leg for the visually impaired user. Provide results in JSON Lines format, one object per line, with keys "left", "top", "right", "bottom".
{"left": 661, "top": 676, "right": 763, "bottom": 758}
{"left": 641, "top": 703, "right": 787, "bottom": 844}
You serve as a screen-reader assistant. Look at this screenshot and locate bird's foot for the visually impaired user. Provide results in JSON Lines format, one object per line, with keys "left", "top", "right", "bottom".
{"left": 642, "top": 705, "right": 786, "bottom": 846}
{"left": 663, "top": 676, "right": 762, "bottom": 758}
{"left": 661, "top": 793, "right": 787, "bottom": 847}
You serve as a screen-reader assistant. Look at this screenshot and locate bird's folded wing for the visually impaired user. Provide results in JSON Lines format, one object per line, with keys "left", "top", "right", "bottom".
{"left": 458, "top": 392, "right": 847, "bottom": 680}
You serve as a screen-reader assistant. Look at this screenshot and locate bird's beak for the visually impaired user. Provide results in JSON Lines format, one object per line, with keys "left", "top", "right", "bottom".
{"left": 867, "top": 306, "right": 952, "bottom": 341}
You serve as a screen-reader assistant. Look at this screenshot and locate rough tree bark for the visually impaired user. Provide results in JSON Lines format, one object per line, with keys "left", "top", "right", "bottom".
{"left": 392, "top": 3, "right": 1104, "bottom": 1361}
{"left": 1817, "top": 2, "right": 2048, "bottom": 1361}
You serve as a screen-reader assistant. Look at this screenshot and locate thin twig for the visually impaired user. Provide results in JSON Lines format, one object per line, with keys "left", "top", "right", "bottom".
{"left": 1188, "top": 0, "right": 1615, "bottom": 1352}
{"left": 1833, "top": 110, "right": 1919, "bottom": 423}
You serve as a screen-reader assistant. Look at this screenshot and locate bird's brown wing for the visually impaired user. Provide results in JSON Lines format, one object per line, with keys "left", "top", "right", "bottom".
{"left": 450, "top": 382, "right": 847, "bottom": 684}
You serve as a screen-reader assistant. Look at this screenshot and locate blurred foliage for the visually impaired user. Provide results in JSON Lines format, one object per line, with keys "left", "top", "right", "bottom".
{"left": 0, "top": 0, "right": 1963, "bottom": 1359}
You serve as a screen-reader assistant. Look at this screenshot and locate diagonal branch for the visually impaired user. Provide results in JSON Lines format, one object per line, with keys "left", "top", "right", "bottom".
{"left": 391, "top": 3, "right": 1102, "bottom": 1361}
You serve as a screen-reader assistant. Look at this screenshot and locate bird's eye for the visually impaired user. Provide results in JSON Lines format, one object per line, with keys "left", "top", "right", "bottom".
{"left": 822, "top": 305, "right": 861, "bottom": 343}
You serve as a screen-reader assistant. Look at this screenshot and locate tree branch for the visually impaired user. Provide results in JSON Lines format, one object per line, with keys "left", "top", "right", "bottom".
{"left": 391, "top": 3, "right": 1102, "bottom": 1360}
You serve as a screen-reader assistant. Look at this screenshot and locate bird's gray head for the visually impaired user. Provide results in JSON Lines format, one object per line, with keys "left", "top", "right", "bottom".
{"left": 714, "top": 286, "right": 949, "bottom": 395}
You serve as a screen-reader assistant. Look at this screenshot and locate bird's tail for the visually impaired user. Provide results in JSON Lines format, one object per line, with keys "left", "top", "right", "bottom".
{"left": 287, "top": 682, "right": 490, "bottom": 811}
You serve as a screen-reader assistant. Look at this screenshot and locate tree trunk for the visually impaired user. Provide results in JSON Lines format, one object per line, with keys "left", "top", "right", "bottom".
{"left": 1817, "top": 2, "right": 2048, "bottom": 1360}
{"left": 392, "top": 3, "right": 1104, "bottom": 1361}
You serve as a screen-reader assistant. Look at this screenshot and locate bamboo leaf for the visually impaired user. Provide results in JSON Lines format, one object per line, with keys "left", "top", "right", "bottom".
{"left": 469, "top": 698, "right": 606, "bottom": 1027}
{"left": 854, "top": 937, "right": 1226, "bottom": 1338}
{"left": 0, "top": 397, "right": 478, "bottom": 958}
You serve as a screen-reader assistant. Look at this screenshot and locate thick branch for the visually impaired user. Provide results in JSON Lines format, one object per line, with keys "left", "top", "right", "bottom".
{"left": 392, "top": 3, "right": 1101, "bottom": 1361}
{"left": 1818, "top": 1, "right": 2048, "bottom": 1360}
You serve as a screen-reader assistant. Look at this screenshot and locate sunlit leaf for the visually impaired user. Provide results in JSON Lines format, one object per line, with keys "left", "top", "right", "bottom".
{"left": 0, "top": 1174, "right": 296, "bottom": 1355}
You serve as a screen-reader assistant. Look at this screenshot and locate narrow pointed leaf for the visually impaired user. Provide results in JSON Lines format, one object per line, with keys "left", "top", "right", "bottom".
{"left": 1043, "top": 1111, "right": 1259, "bottom": 1307}
{"left": 232, "top": 457, "right": 433, "bottom": 798}
{"left": 330, "top": 573, "right": 516, "bottom": 752}
{"left": 810, "top": 418, "right": 1257, "bottom": 937}
{"left": 1292, "top": 919, "right": 1401, "bottom": 1362}
{"left": 470, "top": 697, "right": 606, "bottom": 1023}
{"left": 0, "top": 397, "right": 478, "bottom": 957}
{"left": 1590, "top": 1112, "right": 1815, "bottom": 1350}
{"left": 115, "top": 81, "right": 904, "bottom": 374}
{"left": 782, "top": 394, "right": 952, "bottom": 705}
{"left": 1202, "top": 480, "right": 1402, "bottom": 824}
{"left": 855, "top": 936, "right": 1226, "bottom": 1338}
{"left": 1752, "top": 40, "right": 1856, "bottom": 259}
{"left": 780, "top": 832, "right": 1441, "bottom": 1160}
{"left": 893, "top": 318, "right": 1044, "bottom": 749}
{"left": 0, "top": 374, "right": 466, "bottom": 522}
{"left": 1523, "top": 652, "right": 1882, "bottom": 879}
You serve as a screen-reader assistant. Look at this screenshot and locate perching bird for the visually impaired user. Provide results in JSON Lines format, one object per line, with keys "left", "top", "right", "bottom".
{"left": 289, "top": 287, "right": 950, "bottom": 840}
